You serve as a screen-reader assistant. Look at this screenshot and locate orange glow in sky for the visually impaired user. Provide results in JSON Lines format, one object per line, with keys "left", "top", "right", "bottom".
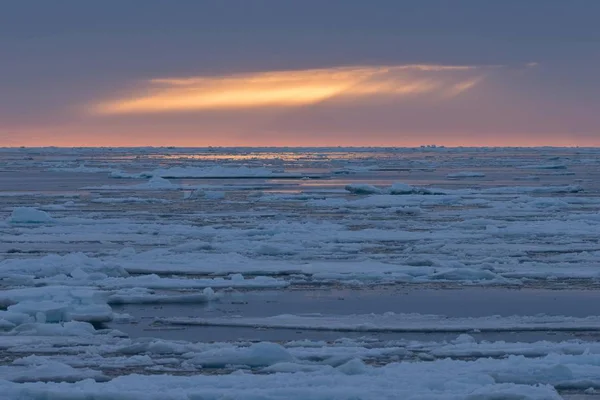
{"left": 91, "top": 65, "right": 483, "bottom": 115}
{"left": 2, "top": 63, "right": 597, "bottom": 148}
{"left": 6, "top": 126, "right": 595, "bottom": 148}
{"left": 2, "top": 2, "right": 598, "bottom": 148}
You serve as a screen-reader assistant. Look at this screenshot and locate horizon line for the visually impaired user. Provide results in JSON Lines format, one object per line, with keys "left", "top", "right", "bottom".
{"left": 2, "top": 145, "right": 599, "bottom": 150}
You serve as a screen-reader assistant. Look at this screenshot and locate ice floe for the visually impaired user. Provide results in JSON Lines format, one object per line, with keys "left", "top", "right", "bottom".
{"left": 7, "top": 207, "right": 54, "bottom": 224}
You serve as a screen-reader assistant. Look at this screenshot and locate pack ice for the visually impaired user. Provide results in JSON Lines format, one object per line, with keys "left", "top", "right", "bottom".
{"left": 2, "top": 146, "right": 600, "bottom": 399}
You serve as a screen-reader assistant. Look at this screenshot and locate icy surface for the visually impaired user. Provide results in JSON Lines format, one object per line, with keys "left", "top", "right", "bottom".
{"left": 3, "top": 147, "right": 600, "bottom": 397}
{"left": 111, "top": 165, "right": 312, "bottom": 179}
{"left": 7, "top": 207, "right": 54, "bottom": 224}
{"left": 162, "top": 312, "right": 600, "bottom": 332}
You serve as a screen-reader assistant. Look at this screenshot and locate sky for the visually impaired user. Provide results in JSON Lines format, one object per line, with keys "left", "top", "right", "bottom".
{"left": 1, "top": 0, "right": 599, "bottom": 147}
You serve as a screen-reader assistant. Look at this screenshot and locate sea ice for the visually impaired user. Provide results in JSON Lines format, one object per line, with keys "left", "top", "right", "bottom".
{"left": 7, "top": 207, "right": 54, "bottom": 224}
{"left": 162, "top": 312, "right": 600, "bottom": 333}
{"left": 111, "top": 166, "right": 305, "bottom": 179}
{"left": 3, "top": 147, "right": 600, "bottom": 398}
{"left": 187, "top": 342, "right": 294, "bottom": 367}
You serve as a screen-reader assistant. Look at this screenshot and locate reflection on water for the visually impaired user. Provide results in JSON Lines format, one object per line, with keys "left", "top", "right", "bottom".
{"left": 2, "top": 146, "right": 600, "bottom": 192}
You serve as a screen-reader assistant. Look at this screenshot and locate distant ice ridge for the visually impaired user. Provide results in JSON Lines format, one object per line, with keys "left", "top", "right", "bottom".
{"left": 344, "top": 182, "right": 582, "bottom": 196}
{"left": 163, "top": 312, "right": 600, "bottom": 333}
{"left": 48, "top": 164, "right": 117, "bottom": 174}
{"left": 514, "top": 175, "right": 541, "bottom": 181}
{"left": 345, "top": 183, "right": 445, "bottom": 195}
{"left": 446, "top": 171, "right": 486, "bottom": 179}
{"left": 183, "top": 189, "right": 225, "bottom": 200}
{"left": 87, "top": 176, "right": 181, "bottom": 190}
{"left": 111, "top": 166, "right": 309, "bottom": 179}
{"left": 518, "top": 164, "right": 568, "bottom": 170}
{"left": 91, "top": 197, "right": 171, "bottom": 204}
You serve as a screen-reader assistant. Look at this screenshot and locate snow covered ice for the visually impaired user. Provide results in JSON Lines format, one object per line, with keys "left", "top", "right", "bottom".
{"left": 3, "top": 147, "right": 600, "bottom": 398}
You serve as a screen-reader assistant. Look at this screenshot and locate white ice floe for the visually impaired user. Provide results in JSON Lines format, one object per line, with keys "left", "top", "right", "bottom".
{"left": 6, "top": 331, "right": 600, "bottom": 398}
{"left": 0, "top": 359, "right": 567, "bottom": 399}
{"left": 107, "top": 287, "right": 216, "bottom": 304}
{"left": 102, "top": 248, "right": 512, "bottom": 284}
{"left": 7, "top": 207, "right": 54, "bottom": 224}
{"left": 41, "top": 273, "right": 288, "bottom": 290}
{"left": 0, "top": 360, "right": 106, "bottom": 383}
{"left": 187, "top": 342, "right": 294, "bottom": 367}
{"left": 0, "top": 252, "right": 128, "bottom": 280}
{"left": 134, "top": 176, "right": 179, "bottom": 190}
{"left": 7, "top": 321, "right": 99, "bottom": 337}
{"left": 427, "top": 336, "right": 600, "bottom": 358}
{"left": 0, "top": 255, "right": 288, "bottom": 329}
{"left": 0, "top": 287, "right": 113, "bottom": 324}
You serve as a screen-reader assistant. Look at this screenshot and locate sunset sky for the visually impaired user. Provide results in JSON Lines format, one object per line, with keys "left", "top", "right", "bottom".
{"left": 1, "top": 0, "right": 599, "bottom": 147}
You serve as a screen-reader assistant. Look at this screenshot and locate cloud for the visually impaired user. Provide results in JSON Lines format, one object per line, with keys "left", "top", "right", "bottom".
{"left": 91, "top": 64, "right": 486, "bottom": 115}
{"left": 443, "top": 77, "right": 484, "bottom": 97}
